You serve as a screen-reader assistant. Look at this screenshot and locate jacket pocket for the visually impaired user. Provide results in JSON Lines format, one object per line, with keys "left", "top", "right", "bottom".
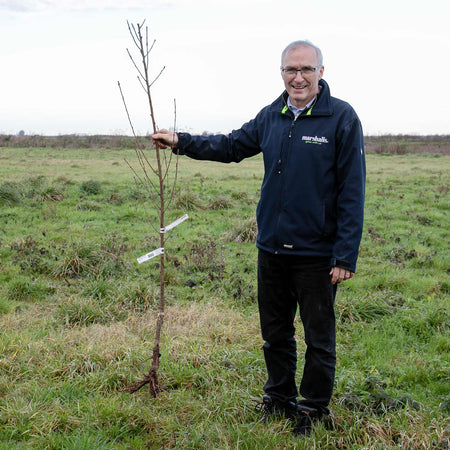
{"left": 280, "top": 202, "right": 325, "bottom": 243}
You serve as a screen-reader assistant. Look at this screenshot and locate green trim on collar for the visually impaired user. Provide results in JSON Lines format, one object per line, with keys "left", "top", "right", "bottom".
{"left": 282, "top": 103, "right": 314, "bottom": 116}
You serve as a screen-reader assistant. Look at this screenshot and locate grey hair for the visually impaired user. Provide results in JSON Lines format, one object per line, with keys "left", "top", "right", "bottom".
{"left": 281, "top": 40, "right": 323, "bottom": 67}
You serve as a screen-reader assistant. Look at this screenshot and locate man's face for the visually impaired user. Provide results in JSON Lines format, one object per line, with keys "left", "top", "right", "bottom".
{"left": 281, "top": 46, "right": 324, "bottom": 109}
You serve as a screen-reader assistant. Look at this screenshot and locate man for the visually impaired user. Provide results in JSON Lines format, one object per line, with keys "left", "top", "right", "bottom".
{"left": 153, "top": 40, "right": 365, "bottom": 436}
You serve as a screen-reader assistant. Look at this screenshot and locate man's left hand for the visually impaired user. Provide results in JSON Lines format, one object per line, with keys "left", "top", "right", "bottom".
{"left": 329, "top": 267, "right": 354, "bottom": 285}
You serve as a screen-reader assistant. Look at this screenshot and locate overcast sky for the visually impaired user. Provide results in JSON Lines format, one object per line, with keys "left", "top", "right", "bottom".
{"left": 0, "top": 0, "right": 449, "bottom": 136}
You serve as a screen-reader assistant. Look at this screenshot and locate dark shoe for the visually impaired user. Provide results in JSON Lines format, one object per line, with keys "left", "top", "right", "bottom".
{"left": 255, "top": 394, "right": 298, "bottom": 421}
{"left": 292, "top": 410, "right": 313, "bottom": 436}
{"left": 293, "top": 404, "right": 334, "bottom": 436}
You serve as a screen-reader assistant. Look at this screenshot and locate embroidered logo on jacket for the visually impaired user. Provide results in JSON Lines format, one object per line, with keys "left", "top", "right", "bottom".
{"left": 302, "top": 135, "right": 329, "bottom": 145}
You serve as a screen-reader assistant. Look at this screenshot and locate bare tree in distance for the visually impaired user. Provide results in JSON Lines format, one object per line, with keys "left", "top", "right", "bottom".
{"left": 118, "top": 20, "right": 180, "bottom": 397}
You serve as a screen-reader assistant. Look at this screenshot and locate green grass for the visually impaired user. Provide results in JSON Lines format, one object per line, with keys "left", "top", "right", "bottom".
{"left": 0, "top": 146, "right": 448, "bottom": 448}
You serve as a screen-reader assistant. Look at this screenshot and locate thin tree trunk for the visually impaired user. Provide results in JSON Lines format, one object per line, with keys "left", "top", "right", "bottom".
{"left": 119, "top": 20, "right": 176, "bottom": 397}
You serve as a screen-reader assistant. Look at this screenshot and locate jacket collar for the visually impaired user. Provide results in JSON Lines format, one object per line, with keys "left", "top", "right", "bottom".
{"left": 270, "top": 79, "right": 333, "bottom": 117}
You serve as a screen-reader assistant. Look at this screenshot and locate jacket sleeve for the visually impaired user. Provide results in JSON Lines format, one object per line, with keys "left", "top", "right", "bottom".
{"left": 175, "top": 118, "right": 262, "bottom": 163}
{"left": 332, "top": 112, "right": 366, "bottom": 272}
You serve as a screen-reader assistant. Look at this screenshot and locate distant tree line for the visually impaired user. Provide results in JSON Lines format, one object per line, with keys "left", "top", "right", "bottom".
{"left": 0, "top": 133, "right": 448, "bottom": 154}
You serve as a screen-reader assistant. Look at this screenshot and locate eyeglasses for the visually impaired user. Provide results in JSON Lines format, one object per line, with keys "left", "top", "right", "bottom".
{"left": 281, "top": 66, "right": 319, "bottom": 77}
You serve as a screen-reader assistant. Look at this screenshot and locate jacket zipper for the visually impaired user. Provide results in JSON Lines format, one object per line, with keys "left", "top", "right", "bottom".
{"left": 275, "top": 114, "right": 298, "bottom": 252}
{"left": 288, "top": 117, "right": 297, "bottom": 138}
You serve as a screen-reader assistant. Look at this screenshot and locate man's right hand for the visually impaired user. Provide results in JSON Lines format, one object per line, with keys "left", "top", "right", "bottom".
{"left": 152, "top": 129, "right": 178, "bottom": 149}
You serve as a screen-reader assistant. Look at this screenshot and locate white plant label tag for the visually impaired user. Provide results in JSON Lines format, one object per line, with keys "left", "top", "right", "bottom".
{"left": 137, "top": 247, "right": 164, "bottom": 264}
{"left": 161, "top": 214, "right": 189, "bottom": 233}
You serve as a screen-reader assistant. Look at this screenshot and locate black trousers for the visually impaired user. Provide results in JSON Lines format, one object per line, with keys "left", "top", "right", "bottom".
{"left": 257, "top": 249, "right": 337, "bottom": 412}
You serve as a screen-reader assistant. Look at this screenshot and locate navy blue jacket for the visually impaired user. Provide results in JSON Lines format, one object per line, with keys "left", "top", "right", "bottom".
{"left": 176, "top": 79, "right": 366, "bottom": 272}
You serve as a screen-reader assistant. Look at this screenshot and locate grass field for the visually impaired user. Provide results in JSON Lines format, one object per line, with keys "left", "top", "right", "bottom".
{"left": 0, "top": 143, "right": 449, "bottom": 449}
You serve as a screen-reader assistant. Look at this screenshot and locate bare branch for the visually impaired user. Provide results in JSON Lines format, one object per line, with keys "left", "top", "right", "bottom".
{"left": 118, "top": 81, "right": 159, "bottom": 205}
{"left": 137, "top": 76, "right": 149, "bottom": 97}
{"left": 127, "top": 20, "right": 141, "bottom": 51}
{"left": 137, "top": 145, "right": 160, "bottom": 185}
{"left": 162, "top": 102, "right": 177, "bottom": 182}
{"left": 145, "top": 38, "right": 157, "bottom": 62}
{"left": 125, "top": 157, "right": 160, "bottom": 216}
{"left": 135, "top": 150, "right": 160, "bottom": 198}
{"left": 149, "top": 66, "right": 166, "bottom": 87}
{"left": 126, "top": 48, "right": 146, "bottom": 82}
{"left": 117, "top": 81, "right": 145, "bottom": 153}
{"left": 166, "top": 99, "right": 180, "bottom": 211}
